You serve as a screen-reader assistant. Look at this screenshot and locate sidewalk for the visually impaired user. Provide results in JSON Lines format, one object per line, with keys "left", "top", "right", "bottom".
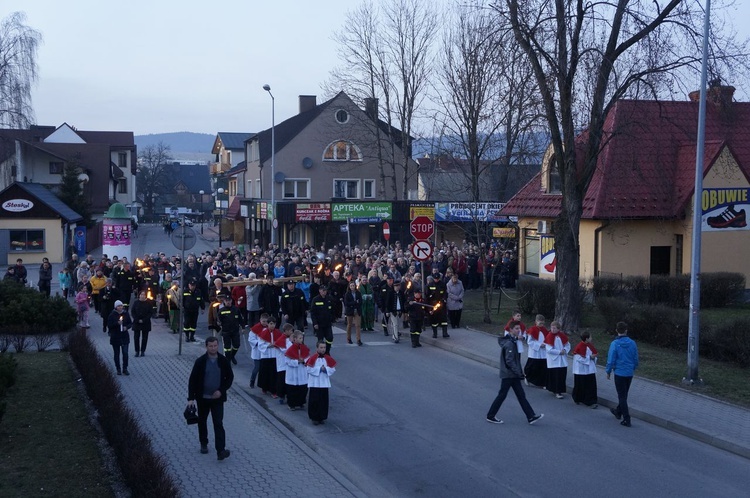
{"left": 419, "top": 326, "right": 750, "bottom": 460}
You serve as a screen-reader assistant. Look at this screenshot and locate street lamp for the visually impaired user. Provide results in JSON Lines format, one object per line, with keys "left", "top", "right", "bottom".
{"left": 263, "top": 83, "right": 276, "bottom": 246}
{"left": 217, "top": 187, "right": 225, "bottom": 248}
{"left": 199, "top": 190, "right": 204, "bottom": 234}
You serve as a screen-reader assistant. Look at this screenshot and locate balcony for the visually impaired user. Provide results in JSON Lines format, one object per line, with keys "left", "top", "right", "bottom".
{"left": 210, "top": 162, "right": 231, "bottom": 175}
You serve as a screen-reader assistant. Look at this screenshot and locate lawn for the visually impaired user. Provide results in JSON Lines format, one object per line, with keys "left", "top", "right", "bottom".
{"left": 461, "top": 287, "right": 750, "bottom": 408}
{"left": 0, "top": 352, "right": 115, "bottom": 497}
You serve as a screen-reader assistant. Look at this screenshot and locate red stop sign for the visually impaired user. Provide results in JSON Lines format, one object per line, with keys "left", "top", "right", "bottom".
{"left": 383, "top": 221, "right": 391, "bottom": 241}
{"left": 410, "top": 216, "right": 434, "bottom": 240}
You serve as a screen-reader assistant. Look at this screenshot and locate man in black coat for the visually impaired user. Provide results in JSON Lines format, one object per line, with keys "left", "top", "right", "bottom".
{"left": 130, "top": 289, "right": 153, "bottom": 357}
{"left": 107, "top": 300, "right": 133, "bottom": 375}
{"left": 281, "top": 280, "right": 307, "bottom": 332}
{"left": 188, "top": 336, "right": 234, "bottom": 460}
{"left": 310, "top": 285, "right": 334, "bottom": 354}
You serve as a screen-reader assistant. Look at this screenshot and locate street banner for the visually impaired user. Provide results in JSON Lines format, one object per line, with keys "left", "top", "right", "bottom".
{"left": 434, "top": 202, "right": 507, "bottom": 222}
{"left": 701, "top": 188, "right": 749, "bottom": 231}
{"left": 540, "top": 235, "right": 556, "bottom": 275}
{"left": 332, "top": 202, "right": 392, "bottom": 221}
{"left": 75, "top": 226, "right": 87, "bottom": 257}
{"left": 409, "top": 205, "right": 435, "bottom": 219}
{"left": 492, "top": 227, "right": 516, "bottom": 238}
{"left": 296, "top": 203, "right": 331, "bottom": 222}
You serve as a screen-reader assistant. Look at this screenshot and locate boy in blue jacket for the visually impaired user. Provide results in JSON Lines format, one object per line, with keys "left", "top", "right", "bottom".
{"left": 606, "top": 321, "right": 639, "bottom": 427}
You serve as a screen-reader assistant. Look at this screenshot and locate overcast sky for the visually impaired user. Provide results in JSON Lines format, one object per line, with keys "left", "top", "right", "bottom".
{"left": 2, "top": 1, "right": 750, "bottom": 136}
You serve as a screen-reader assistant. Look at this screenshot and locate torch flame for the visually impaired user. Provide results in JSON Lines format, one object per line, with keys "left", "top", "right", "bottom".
{"left": 147, "top": 290, "right": 153, "bottom": 300}
{"left": 406, "top": 281, "right": 412, "bottom": 290}
{"left": 316, "top": 263, "right": 324, "bottom": 273}
{"left": 212, "top": 302, "right": 220, "bottom": 308}
{"left": 433, "top": 302, "right": 441, "bottom": 311}
{"left": 334, "top": 263, "right": 343, "bottom": 271}
{"left": 135, "top": 258, "right": 144, "bottom": 268}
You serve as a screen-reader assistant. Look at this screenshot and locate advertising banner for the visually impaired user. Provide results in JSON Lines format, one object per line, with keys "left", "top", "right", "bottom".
{"left": 540, "top": 235, "right": 556, "bottom": 275}
{"left": 103, "top": 223, "right": 130, "bottom": 246}
{"left": 701, "top": 188, "right": 749, "bottom": 232}
{"left": 296, "top": 203, "right": 331, "bottom": 222}
{"left": 409, "top": 205, "right": 435, "bottom": 219}
{"left": 75, "top": 226, "right": 87, "bottom": 257}
{"left": 332, "top": 202, "right": 392, "bottom": 221}
{"left": 434, "top": 202, "right": 507, "bottom": 222}
{"left": 492, "top": 227, "right": 516, "bottom": 238}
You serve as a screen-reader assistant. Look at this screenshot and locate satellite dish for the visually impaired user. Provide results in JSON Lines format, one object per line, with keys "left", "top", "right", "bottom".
{"left": 274, "top": 171, "right": 286, "bottom": 184}
{"left": 302, "top": 157, "right": 313, "bottom": 169}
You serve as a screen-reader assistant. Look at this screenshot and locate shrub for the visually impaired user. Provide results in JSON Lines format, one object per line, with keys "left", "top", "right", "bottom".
{"left": 517, "top": 276, "right": 557, "bottom": 318}
{"left": 700, "top": 317, "right": 750, "bottom": 367}
{"left": 597, "top": 298, "right": 689, "bottom": 349}
{"left": 700, "top": 272, "right": 745, "bottom": 308}
{"left": 10, "top": 334, "right": 29, "bottom": 353}
{"left": 0, "top": 282, "right": 77, "bottom": 335}
{"left": 0, "top": 334, "right": 11, "bottom": 353}
{"left": 0, "top": 353, "right": 18, "bottom": 423}
{"left": 34, "top": 334, "right": 56, "bottom": 352}
{"left": 68, "top": 331, "right": 179, "bottom": 497}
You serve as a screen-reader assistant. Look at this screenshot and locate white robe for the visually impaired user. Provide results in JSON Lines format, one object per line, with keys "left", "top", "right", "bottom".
{"left": 307, "top": 357, "right": 335, "bottom": 388}
{"left": 285, "top": 355, "right": 309, "bottom": 386}
{"left": 545, "top": 335, "right": 571, "bottom": 368}
{"left": 573, "top": 347, "right": 597, "bottom": 375}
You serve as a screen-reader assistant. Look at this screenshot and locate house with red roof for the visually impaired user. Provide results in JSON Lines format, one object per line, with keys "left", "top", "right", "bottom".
{"left": 499, "top": 84, "right": 750, "bottom": 286}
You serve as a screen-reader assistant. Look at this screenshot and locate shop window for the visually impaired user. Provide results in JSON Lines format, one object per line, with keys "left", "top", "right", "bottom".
{"left": 9, "top": 229, "right": 45, "bottom": 252}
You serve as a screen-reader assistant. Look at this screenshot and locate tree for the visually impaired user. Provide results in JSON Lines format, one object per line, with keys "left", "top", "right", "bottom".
{"left": 0, "top": 12, "right": 42, "bottom": 128}
{"left": 496, "top": 0, "right": 748, "bottom": 331}
{"left": 432, "top": 2, "right": 544, "bottom": 323}
{"left": 326, "top": 0, "right": 438, "bottom": 200}
{"left": 137, "top": 142, "right": 173, "bottom": 220}
{"left": 57, "top": 157, "right": 93, "bottom": 227}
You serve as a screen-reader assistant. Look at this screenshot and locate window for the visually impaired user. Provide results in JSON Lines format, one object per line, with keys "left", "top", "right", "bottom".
{"left": 548, "top": 162, "right": 561, "bottom": 193}
{"left": 255, "top": 179, "right": 261, "bottom": 198}
{"left": 323, "top": 140, "right": 362, "bottom": 162}
{"left": 283, "top": 179, "right": 310, "bottom": 199}
{"left": 118, "top": 178, "right": 127, "bottom": 194}
{"left": 334, "top": 179, "right": 360, "bottom": 199}
{"left": 118, "top": 152, "right": 128, "bottom": 169}
{"left": 335, "top": 109, "right": 349, "bottom": 124}
{"left": 9, "top": 229, "right": 45, "bottom": 252}
{"left": 364, "top": 179, "right": 376, "bottom": 199}
{"left": 523, "top": 229, "right": 539, "bottom": 275}
{"left": 49, "top": 162, "right": 64, "bottom": 174}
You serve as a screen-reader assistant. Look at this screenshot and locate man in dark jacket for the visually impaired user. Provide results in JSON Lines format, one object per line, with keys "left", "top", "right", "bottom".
{"left": 188, "top": 336, "right": 234, "bottom": 460}
{"left": 107, "top": 300, "right": 133, "bottom": 376}
{"left": 183, "top": 279, "right": 205, "bottom": 342}
{"left": 130, "top": 290, "right": 153, "bottom": 357}
{"left": 114, "top": 262, "right": 136, "bottom": 310}
{"left": 281, "top": 280, "right": 307, "bottom": 332}
{"left": 216, "top": 294, "right": 245, "bottom": 365}
{"left": 310, "top": 285, "right": 334, "bottom": 354}
{"left": 485, "top": 321, "right": 544, "bottom": 425}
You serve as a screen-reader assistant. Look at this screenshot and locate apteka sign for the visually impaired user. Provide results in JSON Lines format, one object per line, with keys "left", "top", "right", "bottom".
{"left": 2, "top": 198, "right": 34, "bottom": 212}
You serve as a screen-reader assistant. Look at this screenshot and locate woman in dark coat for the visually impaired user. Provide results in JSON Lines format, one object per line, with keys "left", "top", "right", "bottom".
{"left": 38, "top": 261, "right": 53, "bottom": 297}
{"left": 108, "top": 300, "right": 133, "bottom": 375}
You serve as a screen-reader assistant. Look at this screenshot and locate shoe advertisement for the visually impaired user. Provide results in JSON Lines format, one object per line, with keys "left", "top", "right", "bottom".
{"left": 702, "top": 188, "right": 749, "bottom": 231}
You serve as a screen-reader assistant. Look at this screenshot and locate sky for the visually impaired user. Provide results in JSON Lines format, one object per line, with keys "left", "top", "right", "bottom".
{"left": 3, "top": 0, "right": 750, "bottom": 136}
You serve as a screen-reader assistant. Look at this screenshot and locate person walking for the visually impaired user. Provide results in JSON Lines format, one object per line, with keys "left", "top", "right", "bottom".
{"left": 187, "top": 336, "right": 234, "bottom": 460}
{"left": 182, "top": 279, "right": 205, "bottom": 342}
{"left": 606, "top": 322, "right": 639, "bottom": 427}
{"left": 310, "top": 285, "right": 334, "bottom": 354}
{"left": 485, "top": 321, "right": 544, "bottom": 425}
{"left": 107, "top": 300, "right": 133, "bottom": 375}
{"left": 217, "top": 294, "right": 244, "bottom": 365}
{"left": 130, "top": 290, "right": 153, "bottom": 357}
{"left": 343, "top": 280, "right": 363, "bottom": 346}
{"left": 38, "top": 261, "right": 53, "bottom": 297}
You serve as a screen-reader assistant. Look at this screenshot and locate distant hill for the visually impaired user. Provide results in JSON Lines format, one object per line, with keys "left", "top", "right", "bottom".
{"left": 135, "top": 132, "right": 215, "bottom": 155}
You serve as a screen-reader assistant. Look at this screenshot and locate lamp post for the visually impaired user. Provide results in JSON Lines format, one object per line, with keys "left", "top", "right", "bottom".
{"left": 217, "top": 187, "right": 225, "bottom": 248}
{"left": 263, "top": 83, "right": 276, "bottom": 246}
{"left": 199, "top": 190, "right": 204, "bottom": 234}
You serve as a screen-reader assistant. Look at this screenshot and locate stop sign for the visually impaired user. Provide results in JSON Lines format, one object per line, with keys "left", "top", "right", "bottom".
{"left": 410, "top": 216, "right": 434, "bottom": 240}
{"left": 383, "top": 221, "right": 391, "bottom": 241}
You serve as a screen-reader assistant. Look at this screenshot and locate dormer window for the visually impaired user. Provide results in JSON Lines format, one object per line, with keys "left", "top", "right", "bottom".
{"left": 548, "top": 161, "right": 561, "bottom": 193}
{"left": 323, "top": 140, "right": 362, "bottom": 162}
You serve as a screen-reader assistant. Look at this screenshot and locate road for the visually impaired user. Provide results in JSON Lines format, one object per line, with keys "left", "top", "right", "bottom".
{"left": 134, "top": 225, "right": 747, "bottom": 497}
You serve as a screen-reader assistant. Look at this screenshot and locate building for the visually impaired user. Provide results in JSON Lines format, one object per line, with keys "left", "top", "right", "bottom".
{"left": 223, "top": 92, "right": 419, "bottom": 248}
{"left": 500, "top": 84, "right": 750, "bottom": 286}
{"left": 0, "top": 123, "right": 137, "bottom": 220}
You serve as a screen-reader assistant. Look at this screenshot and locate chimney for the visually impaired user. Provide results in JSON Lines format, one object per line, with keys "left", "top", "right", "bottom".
{"left": 688, "top": 79, "right": 735, "bottom": 110}
{"left": 364, "top": 97, "right": 379, "bottom": 122}
{"left": 299, "top": 95, "right": 317, "bottom": 114}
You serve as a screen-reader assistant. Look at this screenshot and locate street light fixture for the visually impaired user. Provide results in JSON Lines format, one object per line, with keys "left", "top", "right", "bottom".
{"left": 199, "top": 190, "right": 204, "bottom": 234}
{"left": 217, "top": 187, "right": 225, "bottom": 248}
{"left": 263, "top": 83, "right": 276, "bottom": 246}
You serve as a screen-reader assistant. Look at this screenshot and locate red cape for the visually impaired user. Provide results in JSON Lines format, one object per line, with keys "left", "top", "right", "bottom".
{"left": 573, "top": 341, "right": 597, "bottom": 356}
{"left": 527, "top": 325, "right": 548, "bottom": 342}
{"left": 306, "top": 354, "right": 337, "bottom": 368}
{"left": 274, "top": 334, "right": 289, "bottom": 349}
{"left": 251, "top": 322, "right": 265, "bottom": 335}
{"left": 544, "top": 331, "right": 569, "bottom": 347}
{"left": 285, "top": 343, "right": 311, "bottom": 361}
{"left": 257, "top": 327, "right": 278, "bottom": 344}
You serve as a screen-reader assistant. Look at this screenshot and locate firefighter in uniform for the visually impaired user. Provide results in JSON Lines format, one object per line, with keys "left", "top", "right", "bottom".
{"left": 281, "top": 280, "right": 308, "bottom": 333}
{"left": 183, "top": 278, "right": 205, "bottom": 342}
{"left": 217, "top": 294, "right": 245, "bottom": 365}
{"left": 310, "top": 285, "right": 334, "bottom": 354}
{"left": 426, "top": 271, "right": 449, "bottom": 338}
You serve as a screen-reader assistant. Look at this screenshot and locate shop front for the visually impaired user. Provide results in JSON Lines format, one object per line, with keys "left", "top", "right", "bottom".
{"left": 0, "top": 182, "right": 83, "bottom": 265}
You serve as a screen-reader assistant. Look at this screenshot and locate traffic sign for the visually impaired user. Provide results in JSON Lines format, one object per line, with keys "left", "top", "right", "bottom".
{"left": 410, "top": 215, "right": 434, "bottom": 240}
{"left": 383, "top": 221, "right": 391, "bottom": 241}
{"left": 411, "top": 240, "right": 433, "bottom": 261}
{"left": 170, "top": 226, "right": 197, "bottom": 251}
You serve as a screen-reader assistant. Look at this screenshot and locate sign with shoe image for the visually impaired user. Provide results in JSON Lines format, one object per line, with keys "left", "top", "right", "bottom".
{"left": 701, "top": 188, "right": 749, "bottom": 231}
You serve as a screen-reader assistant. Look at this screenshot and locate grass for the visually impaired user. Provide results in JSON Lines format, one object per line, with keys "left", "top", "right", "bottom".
{"left": 0, "top": 352, "right": 115, "bottom": 497}
{"left": 461, "top": 287, "right": 750, "bottom": 408}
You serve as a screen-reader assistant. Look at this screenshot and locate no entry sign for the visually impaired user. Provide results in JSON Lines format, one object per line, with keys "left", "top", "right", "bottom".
{"left": 383, "top": 221, "right": 391, "bottom": 241}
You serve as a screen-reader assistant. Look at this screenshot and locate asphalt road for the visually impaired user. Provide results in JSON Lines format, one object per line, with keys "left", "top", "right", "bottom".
{"left": 135, "top": 224, "right": 747, "bottom": 497}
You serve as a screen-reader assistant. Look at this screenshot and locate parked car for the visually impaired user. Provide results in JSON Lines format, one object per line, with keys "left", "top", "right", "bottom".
{"left": 183, "top": 219, "right": 194, "bottom": 227}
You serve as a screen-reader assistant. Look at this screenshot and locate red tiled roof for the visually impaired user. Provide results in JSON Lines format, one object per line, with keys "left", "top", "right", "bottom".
{"left": 501, "top": 98, "right": 750, "bottom": 219}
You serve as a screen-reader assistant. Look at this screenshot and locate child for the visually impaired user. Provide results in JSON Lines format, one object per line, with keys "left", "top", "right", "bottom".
{"left": 572, "top": 332, "right": 598, "bottom": 408}
{"left": 75, "top": 283, "right": 90, "bottom": 328}
{"left": 275, "top": 323, "right": 294, "bottom": 403}
{"left": 505, "top": 310, "right": 527, "bottom": 353}
{"left": 524, "top": 314, "right": 549, "bottom": 387}
{"left": 257, "top": 317, "right": 279, "bottom": 396}
{"left": 284, "top": 330, "right": 310, "bottom": 411}
{"left": 544, "top": 321, "right": 571, "bottom": 398}
{"left": 248, "top": 313, "right": 269, "bottom": 388}
{"left": 59, "top": 267, "right": 72, "bottom": 299}
{"left": 306, "top": 340, "right": 336, "bottom": 425}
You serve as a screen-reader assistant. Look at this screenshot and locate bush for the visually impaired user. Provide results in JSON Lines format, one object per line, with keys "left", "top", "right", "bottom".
{"left": 597, "top": 297, "right": 689, "bottom": 349}
{"left": 0, "top": 353, "right": 18, "bottom": 423}
{"left": 0, "top": 281, "right": 77, "bottom": 334}
{"left": 700, "top": 272, "right": 745, "bottom": 308}
{"left": 68, "top": 331, "right": 179, "bottom": 497}
{"left": 517, "top": 276, "right": 556, "bottom": 318}
{"left": 700, "top": 317, "right": 750, "bottom": 367}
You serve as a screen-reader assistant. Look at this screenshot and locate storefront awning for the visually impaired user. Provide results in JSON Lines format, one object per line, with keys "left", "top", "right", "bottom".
{"left": 225, "top": 197, "right": 242, "bottom": 220}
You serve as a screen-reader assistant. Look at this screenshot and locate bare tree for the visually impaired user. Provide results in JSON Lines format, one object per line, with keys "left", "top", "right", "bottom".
{"left": 325, "top": 0, "right": 438, "bottom": 200}
{"left": 0, "top": 12, "right": 42, "bottom": 128}
{"left": 137, "top": 142, "right": 173, "bottom": 219}
{"left": 496, "top": 0, "right": 748, "bottom": 331}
